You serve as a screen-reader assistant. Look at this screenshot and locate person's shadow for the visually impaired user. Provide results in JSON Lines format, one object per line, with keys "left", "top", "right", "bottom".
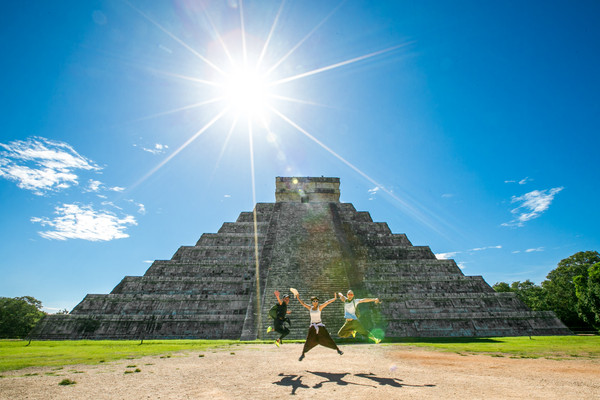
{"left": 306, "top": 371, "right": 376, "bottom": 389}
{"left": 355, "top": 372, "right": 436, "bottom": 388}
{"left": 273, "top": 371, "right": 436, "bottom": 395}
{"left": 272, "top": 373, "right": 310, "bottom": 395}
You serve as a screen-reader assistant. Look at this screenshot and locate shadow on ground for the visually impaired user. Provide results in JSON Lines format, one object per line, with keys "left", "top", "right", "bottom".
{"left": 272, "top": 371, "right": 436, "bottom": 395}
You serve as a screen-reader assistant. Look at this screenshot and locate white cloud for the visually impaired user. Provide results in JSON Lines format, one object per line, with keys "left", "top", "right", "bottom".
{"left": 86, "top": 179, "right": 103, "bottom": 192}
{"left": 441, "top": 193, "right": 454, "bottom": 198}
{"left": 368, "top": 186, "right": 380, "bottom": 200}
{"left": 502, "top": 187, "right": 564, "bottom": 227}
{"left": 141, "top": 143, "right": 169, "bottom": 155}
{"left": 125, "top": 199, "right": 146, "bottom": 215}
{"left": 519, "top": 177, "right": 532, "bottom": 185}
{"left": 525, "top": 247, "right": 544, "bottom": 253}
{"left": 109, "top": 186, "right": 125, "bottom": 192}
{"left": 504, "top": 177, "right": 533, "bottom": 185}
{"left": 457, "top": 262, "right": 466, "bottom": 270}
{"left": 436, "top": 252, "right": 459, "bottom": 260}
{"left": 0, "top": 137, "right": 100, "bottom": 195}
{"left": 470, "top": 245, "right": 502, "bottom": 251}
{"left": 31, "top": 203, "right": 136, "bottom": 241}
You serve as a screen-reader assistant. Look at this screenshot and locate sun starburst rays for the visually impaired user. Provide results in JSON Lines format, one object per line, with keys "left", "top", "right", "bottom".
{"left": 127, "top": 0, "right": 441, "bottom": 233}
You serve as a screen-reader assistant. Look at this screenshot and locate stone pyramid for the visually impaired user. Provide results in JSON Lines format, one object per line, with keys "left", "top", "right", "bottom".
{"left": 32, "top": 177, "right": 570, "bottom": 340}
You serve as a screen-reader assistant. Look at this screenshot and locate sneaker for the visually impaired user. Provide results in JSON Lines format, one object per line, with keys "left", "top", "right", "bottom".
{"left": 266, "top": 326, "right": 273, "bottom": 334}
{"left": 351, "top": 330, "right": 356, "bottom": 338}
{"left": 275, "top": 339, "right": 281, "bottom": 347}
{"left": 337, "top": 349, "right": 344, "bottom": 356}
{"left": 299, "top": 353, "right": 305, "bottom": 361}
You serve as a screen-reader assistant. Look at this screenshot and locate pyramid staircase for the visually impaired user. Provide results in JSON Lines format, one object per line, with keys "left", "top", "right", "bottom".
{"left": 32, "top": 177, "right": 570, "bottom": 339}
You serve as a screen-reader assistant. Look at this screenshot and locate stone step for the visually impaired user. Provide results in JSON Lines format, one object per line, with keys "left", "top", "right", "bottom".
{"left": 195, "top": 233, "right": 265, "bottom": 247}
{"left": 32, "top": 314, "right": 247, "bottom": 340}
{"left": 235, "top": 211, "right": 272, "bottom": 223}
{"left": 71, "top": 293, "right": 249, "bottom": 315}
{"left": 367, "top": 246, "right": 436, "bottom": 260}
{"left": 358, "top": 234, "right": 412, "bottom": 247}
{"left": 218, "top": 222, "right": 269, "bottom": 234}
{"left": 172, "top": 245, "right": 260, "bottom": 262}
{"left": 346, "top": 221, "right": 392, "bottom": 235}
{"left": 145, "top": 262, "right": 252, "bottom": 278}
{"left": 111, "top": 276, "right": 252, "bottom": 296}
{"left": 365, "top": 277, "right": 495, "bottom": 294}
{"left": 338, "top": 210, "right": 373, "bottom": 222}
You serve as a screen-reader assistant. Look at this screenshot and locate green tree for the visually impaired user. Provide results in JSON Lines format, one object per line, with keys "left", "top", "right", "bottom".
{"left": 492, "top": 282, "right": 511, "bottom": 292}
{"left": 0, "top": 296, "right": 46, "bottom": 338}
{"left": 542, "top": 251, "right": 600, "bottom": 330}
{"left": 573, "top": 262, "right": 600, "bottom": 329}
{"left": 511, "top": 280, "right": 548, "bottom": 311}
{"left": 493, "top": 280, "right": 547, "bottom": 310}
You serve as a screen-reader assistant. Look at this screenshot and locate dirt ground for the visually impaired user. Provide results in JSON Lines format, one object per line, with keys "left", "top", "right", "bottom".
{"left": 1, "top": 343, "right": 599, "bottom": 399}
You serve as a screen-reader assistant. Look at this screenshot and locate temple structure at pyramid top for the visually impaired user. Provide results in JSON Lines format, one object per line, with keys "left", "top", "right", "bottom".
{"left": 32, "top": 176, "right": 570, "bottom": 339}
{"left": 275, "top": 176, "right": 340, "bottom": 203}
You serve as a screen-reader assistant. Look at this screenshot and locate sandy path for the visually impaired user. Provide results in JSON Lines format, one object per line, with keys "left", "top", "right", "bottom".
{"left": 1, "top": 343, "right": 599, "bottom": 399}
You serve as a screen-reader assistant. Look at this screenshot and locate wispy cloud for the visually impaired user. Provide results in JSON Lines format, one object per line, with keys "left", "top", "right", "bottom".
{"left": 470, "top": 245, "right": 502, "bottom": 251}
{"left": 31, "top": 203, "right": 137, "bottom": 241}
{"left": 441, "top": 193, "right": 454, "bottom": 198}
{"left": 525, "top": 247, "right": 544, "bottom": 253}
{"left": 502, "top": 187, "right": 563, "bottom": 227}
{"left": 519, "top": 177, "right": 532, "bottom": 185}
{"left": 137, "top": 143, "right": 169, "bottom": 155}
{"left": 0, "top": 137, "right": 100, "bottom": 195}
{"left": 504, "top": 177, "right": 533, "bottom": 185}
{"left": 436, "top": 252, "right": 459, "bottom": 260}
{"left": 86, "top": 179, "right": 103, "bottom": 192}
{"left": 436, "top": 244, "right": 502, "bottom": 261}
{"left": 368, "top": 186, "right": 379, "bottom": 200}
{"left": 125, "top": 199, "right": 146, "bottom": 215}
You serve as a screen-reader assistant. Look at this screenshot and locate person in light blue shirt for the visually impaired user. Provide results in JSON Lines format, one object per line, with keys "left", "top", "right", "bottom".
{"left": 337, "top": 290, "right": 381, "bottom": 343}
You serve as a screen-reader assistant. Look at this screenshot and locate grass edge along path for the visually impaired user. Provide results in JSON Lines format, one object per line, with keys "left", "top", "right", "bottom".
{"left": 1, "top": 336, "right": 599, "bottom": 372}
{"left": 387, "top": 335, "right": 600, "bottom": 360}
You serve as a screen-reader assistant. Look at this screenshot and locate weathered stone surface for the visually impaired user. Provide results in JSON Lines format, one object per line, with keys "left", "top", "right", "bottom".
{"left": 31, "top": 176, "right": 570, "bottom": 339}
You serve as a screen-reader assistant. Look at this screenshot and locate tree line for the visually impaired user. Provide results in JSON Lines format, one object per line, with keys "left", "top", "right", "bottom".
{"left": 493, "top": 251, "right": 600, "bottom": 332}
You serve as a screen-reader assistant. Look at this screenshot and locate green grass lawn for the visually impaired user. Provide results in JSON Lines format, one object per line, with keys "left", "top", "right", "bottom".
{"left": 0, "top": 339, "right": 255, "bottom": 372}
{"left": 1, "top": 336, "right": 598, "bottom": 372}
{"left": 388, "top": 335, "right": 600, "bottom": 359}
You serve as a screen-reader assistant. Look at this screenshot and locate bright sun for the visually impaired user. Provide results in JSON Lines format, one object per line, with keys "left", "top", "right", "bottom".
{"left": 220, "top": 67, "right": 271, "bottom": 119}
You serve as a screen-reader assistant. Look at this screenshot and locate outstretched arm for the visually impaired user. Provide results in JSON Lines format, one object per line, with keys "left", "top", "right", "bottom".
{"left": 274, "top": 290, "right": 283, "bottom": 305}
{"left": 320, "top": 293, "right": 337, "bottom": 310}
{"left": 296, "top": 294, "right": 311, "bottom": 310}
{"left": 358, "top": 297, "right": 381, "bottom": 304}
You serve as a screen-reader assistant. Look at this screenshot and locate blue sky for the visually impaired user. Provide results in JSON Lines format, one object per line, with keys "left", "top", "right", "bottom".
{"left": 1, "top": 1, "right": 598, "bottom": 313}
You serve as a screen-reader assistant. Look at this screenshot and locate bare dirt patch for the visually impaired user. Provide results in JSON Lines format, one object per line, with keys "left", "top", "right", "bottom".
{"left": 1, "top": 344, "right": 599, "bottom": 399}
